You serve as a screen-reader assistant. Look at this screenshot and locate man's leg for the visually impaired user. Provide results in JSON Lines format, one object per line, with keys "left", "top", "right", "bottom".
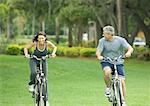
{"left": 103, "top": 66, "right": 112, "bottom": 97}
{"left": 121, "top": 79, "right": 126, "bottom": 101}
{"left": 103, "top": 66, "right": 112, "bottom": 88}
{"left": 117, "top": 64, "right": 126, "bottom": 105}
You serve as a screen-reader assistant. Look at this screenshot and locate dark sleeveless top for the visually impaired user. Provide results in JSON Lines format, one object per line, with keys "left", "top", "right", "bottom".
{"left": 33, "top": 42, "right": 48, "bottom": 58}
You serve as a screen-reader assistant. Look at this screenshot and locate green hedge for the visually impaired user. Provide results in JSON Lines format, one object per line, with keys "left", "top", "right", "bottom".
{"left": 132, "top": 47, "right": 150, "bottom": 61}
{"left": 80, "top": 48, "right": 96, "bottom": 57}
{"left": 4, "top": 44, "right": 150, "bottom": 61}
{"left": 56, "top": 46, "right": 65, "bottom": 56}
{"left": 6, "top": 45, "right": 21, "bottom": 55}
{"left": 4, "top": 45, "right": 96, "bottom": 57}
{"left": 64, "top": 47, "right": 80, "bottom": 57}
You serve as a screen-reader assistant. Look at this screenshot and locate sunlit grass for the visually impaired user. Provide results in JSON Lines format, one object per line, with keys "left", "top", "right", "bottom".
{"left": 0, "top": 55, "right": 150, "bottom": 106}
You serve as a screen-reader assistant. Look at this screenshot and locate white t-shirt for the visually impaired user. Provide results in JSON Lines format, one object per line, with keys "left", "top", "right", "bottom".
{"left": 82, "top": 33, "right": 88, "bottom": 41}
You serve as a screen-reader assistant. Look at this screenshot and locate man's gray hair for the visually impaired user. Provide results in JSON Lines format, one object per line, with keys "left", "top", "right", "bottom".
{"left": 103, "top": 25, "right": 115, "bottom": 35}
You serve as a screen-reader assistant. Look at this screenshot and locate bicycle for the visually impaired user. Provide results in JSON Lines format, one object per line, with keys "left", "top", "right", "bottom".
{"left": 103, "top": 55, "right": 125, "bottom": 106}
{"left": 30, "top": 55, "right": 50, "bottom": 106}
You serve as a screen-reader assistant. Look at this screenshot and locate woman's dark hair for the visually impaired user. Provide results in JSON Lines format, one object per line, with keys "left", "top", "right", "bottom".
{"left": 32, "top": 31, "right": 47, "bottom": 42}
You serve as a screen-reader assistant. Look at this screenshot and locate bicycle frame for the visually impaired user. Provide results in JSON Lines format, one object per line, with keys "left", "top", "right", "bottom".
{"left": 30, "top": 55, "right": 49, "bottom": 106}
{"left": 103, "top": 56, "right": 125, "bottom": 106}
{"left": 111, "top": 61, "right": 123, "bottom": 106}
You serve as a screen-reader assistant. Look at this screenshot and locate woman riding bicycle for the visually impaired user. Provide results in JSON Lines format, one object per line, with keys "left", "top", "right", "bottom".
{"left": 24, "top": 31, "right": 57, "bottom": 106}
{"left": 96, "top": 25, "right": 133, "bottom": 106}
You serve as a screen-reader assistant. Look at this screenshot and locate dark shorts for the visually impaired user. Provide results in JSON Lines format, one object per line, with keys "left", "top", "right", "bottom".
{"left": 101, "top": 62, "right": 125, "bottom": 78}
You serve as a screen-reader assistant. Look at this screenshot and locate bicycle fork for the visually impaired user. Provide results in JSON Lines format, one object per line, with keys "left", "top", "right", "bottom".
{"left": 113, "top": 64, "right": 124, "bottom": 106}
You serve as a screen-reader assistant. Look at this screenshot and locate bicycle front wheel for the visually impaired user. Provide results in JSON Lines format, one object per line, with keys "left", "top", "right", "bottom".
{"left": 39, "top": 82, "right": 47, "bottom": 106}
{"left": 34, "top": 82, "right": 40, "bottom": 106}
{"left": 114, "top": 81, "right": 122, "bottom": 106}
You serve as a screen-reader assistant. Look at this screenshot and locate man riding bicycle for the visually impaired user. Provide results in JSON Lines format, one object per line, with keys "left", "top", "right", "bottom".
{"left": 96, "top": 25, "right": 133, "bottom": 106}
{"left": 24, "top": 31, "right": 57, "bottom": 106}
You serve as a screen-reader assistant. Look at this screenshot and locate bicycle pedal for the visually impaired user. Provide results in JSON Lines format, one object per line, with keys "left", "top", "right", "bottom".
{"left": 32, "top": 93, "right": 35, "bottom": 98}
{"left": 108, "top": 97, "right": 113, "bottom": 102}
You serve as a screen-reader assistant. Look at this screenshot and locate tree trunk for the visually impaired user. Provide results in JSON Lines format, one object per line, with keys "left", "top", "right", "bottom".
{"left": 32, "top": 14, "right": 35, "bottom": 35}
{"left": 0, "top": 27, "right": 2, "bottom": 36}
{"left": 42, "top": 20, "right": 45, "bottom": 32}
{"left": 55, "top": 17, "right": 60, "bottom": 44}
{"left": 129, "top": 25, "right": 139, "bottom": 45}
{"left": 77, "top": 24, "right": 83, "bottom": 46}
{"left": 95, "top": 19, "right": 102, "bottom": 45}
{"left": 47, "top": 0, "right": 51, "bottom": 21}
{"left": 68, "top": 25, "right": 73, "bottom": 47}
{"left": 93, "top": 22, "right": 97, "bottom": 46}
{"left": 116, "top": 0, "right": 122, "bottom": 36}
{"left": 122, "top": 1, "right": 128, "bottom": 39}
{"left": 32, "top": 0, "right": 36, "bottom": 35}
{"left": 7, "top": 10, "right": 13, "bottom": 39}
{"left": 39, "top": 16, "right": 45, "bottom": 32}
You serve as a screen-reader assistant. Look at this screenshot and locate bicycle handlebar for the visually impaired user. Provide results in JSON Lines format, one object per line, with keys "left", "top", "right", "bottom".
{"left": 102, "top": 55, "right": 125, "bottom": 63}
{"left": 30, "top": 54, "right": 51, "bottom": 61}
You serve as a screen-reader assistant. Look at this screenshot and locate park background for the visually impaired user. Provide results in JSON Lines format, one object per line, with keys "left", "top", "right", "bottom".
{"left": 0, "top": 0, "right": 150, "bottom": 106}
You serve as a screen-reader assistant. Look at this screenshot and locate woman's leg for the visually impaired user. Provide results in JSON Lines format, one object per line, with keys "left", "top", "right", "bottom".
{"left": 29, "top": 58, "right": 37, "bottom": 85}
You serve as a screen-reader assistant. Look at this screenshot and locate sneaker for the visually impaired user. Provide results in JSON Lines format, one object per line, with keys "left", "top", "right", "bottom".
{"left": 105, "top": 87, "right": 111, "bottom": 97}
{"left": 28, "top": 84, "right": 34, "bottom": 92}
{"left": 46, "top": 101, "right": 49, "bottom": 106}
{"left": 122, "top": 102, "right": 126, "bottom": 106}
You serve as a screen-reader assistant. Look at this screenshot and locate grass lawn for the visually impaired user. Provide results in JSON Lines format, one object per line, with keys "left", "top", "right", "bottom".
{"left": 0, "top": 55, "right": 150, "bottom": 106}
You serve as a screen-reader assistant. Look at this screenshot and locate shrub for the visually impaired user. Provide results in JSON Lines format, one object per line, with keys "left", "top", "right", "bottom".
{"left": 82, "top": 40, "right": 96, "bottom": 48}
{"left": 19, "top": 46, "right": 25, "bottom": 55}
{"left": 64, "top": 47, "right": 80, "bottom": 57}
{"left": 56, "top": 46, "right": 66, "bottom": 56}
{"left": 132, "top": 47, "right": 150, "bottom": 61}
{"left": 80, "top": 48, "right": 96, "bottom": 57}
{"left": 143, "top": 51, "right": 150, "bottom": 61}
{"left": 132, "top": 47, "right": 146, "bottom": 58}
{"left": 47, "top": 48, "right": 53, "bottom": 55}
{"left": 6, "top": 45, "right": 21, "bottom": 55}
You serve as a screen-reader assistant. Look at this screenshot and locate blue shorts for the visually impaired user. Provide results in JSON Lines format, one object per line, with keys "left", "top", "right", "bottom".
{"left": 101, "top": 62, "right": 125, "bottom": 77}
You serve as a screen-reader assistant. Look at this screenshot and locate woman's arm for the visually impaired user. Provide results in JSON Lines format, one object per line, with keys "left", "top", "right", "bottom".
{"left": 24, "top": 42, "right": 35, "bottom": 58}
{"left": 47, "top": 41, "right": 57, "bottom": 57}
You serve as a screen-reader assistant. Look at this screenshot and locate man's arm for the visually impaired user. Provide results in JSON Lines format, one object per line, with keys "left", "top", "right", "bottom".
{"left": 96, "top": 39, "right": 104, "bottom": 60}
{"left": 96, "top": 50, "right": 104, "bottom": 60}
{"left": 125, "top": 45, "right": 134, "bottom": 57}
{"left": 121, "top": 38, "right": 134, "bottom": 58}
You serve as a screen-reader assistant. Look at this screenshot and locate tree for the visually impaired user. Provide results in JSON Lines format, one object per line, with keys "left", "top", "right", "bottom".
{"left": 0, "top": 0, "right": 19, "bottom": 39}
{"left": 58, "top": 4, "right": 94, "bottom": 47}
{"left": 0, "top": 3, "right": 8, "bottom": 35}
{"left": 126, "top": 0, "right": 150, "bottom": 46}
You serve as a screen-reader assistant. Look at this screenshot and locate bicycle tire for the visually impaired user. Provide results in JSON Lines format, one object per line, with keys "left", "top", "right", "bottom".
{"left": 111, "top": 82, "right": 117, "bottom": 106}
{"left": 33, "top": 81, "right": 40, "bottom": 106}
{"left": 39, "top": 81, "right": 47, "bottom": 106}
{"left": 37, "top": 82, "right": 41, "bottom": 106}
{"left": 114, "top": 81, "right": 122, "bottom": 106}
{"left": 42, "top": 80, "right": 47, "bottom": 106}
